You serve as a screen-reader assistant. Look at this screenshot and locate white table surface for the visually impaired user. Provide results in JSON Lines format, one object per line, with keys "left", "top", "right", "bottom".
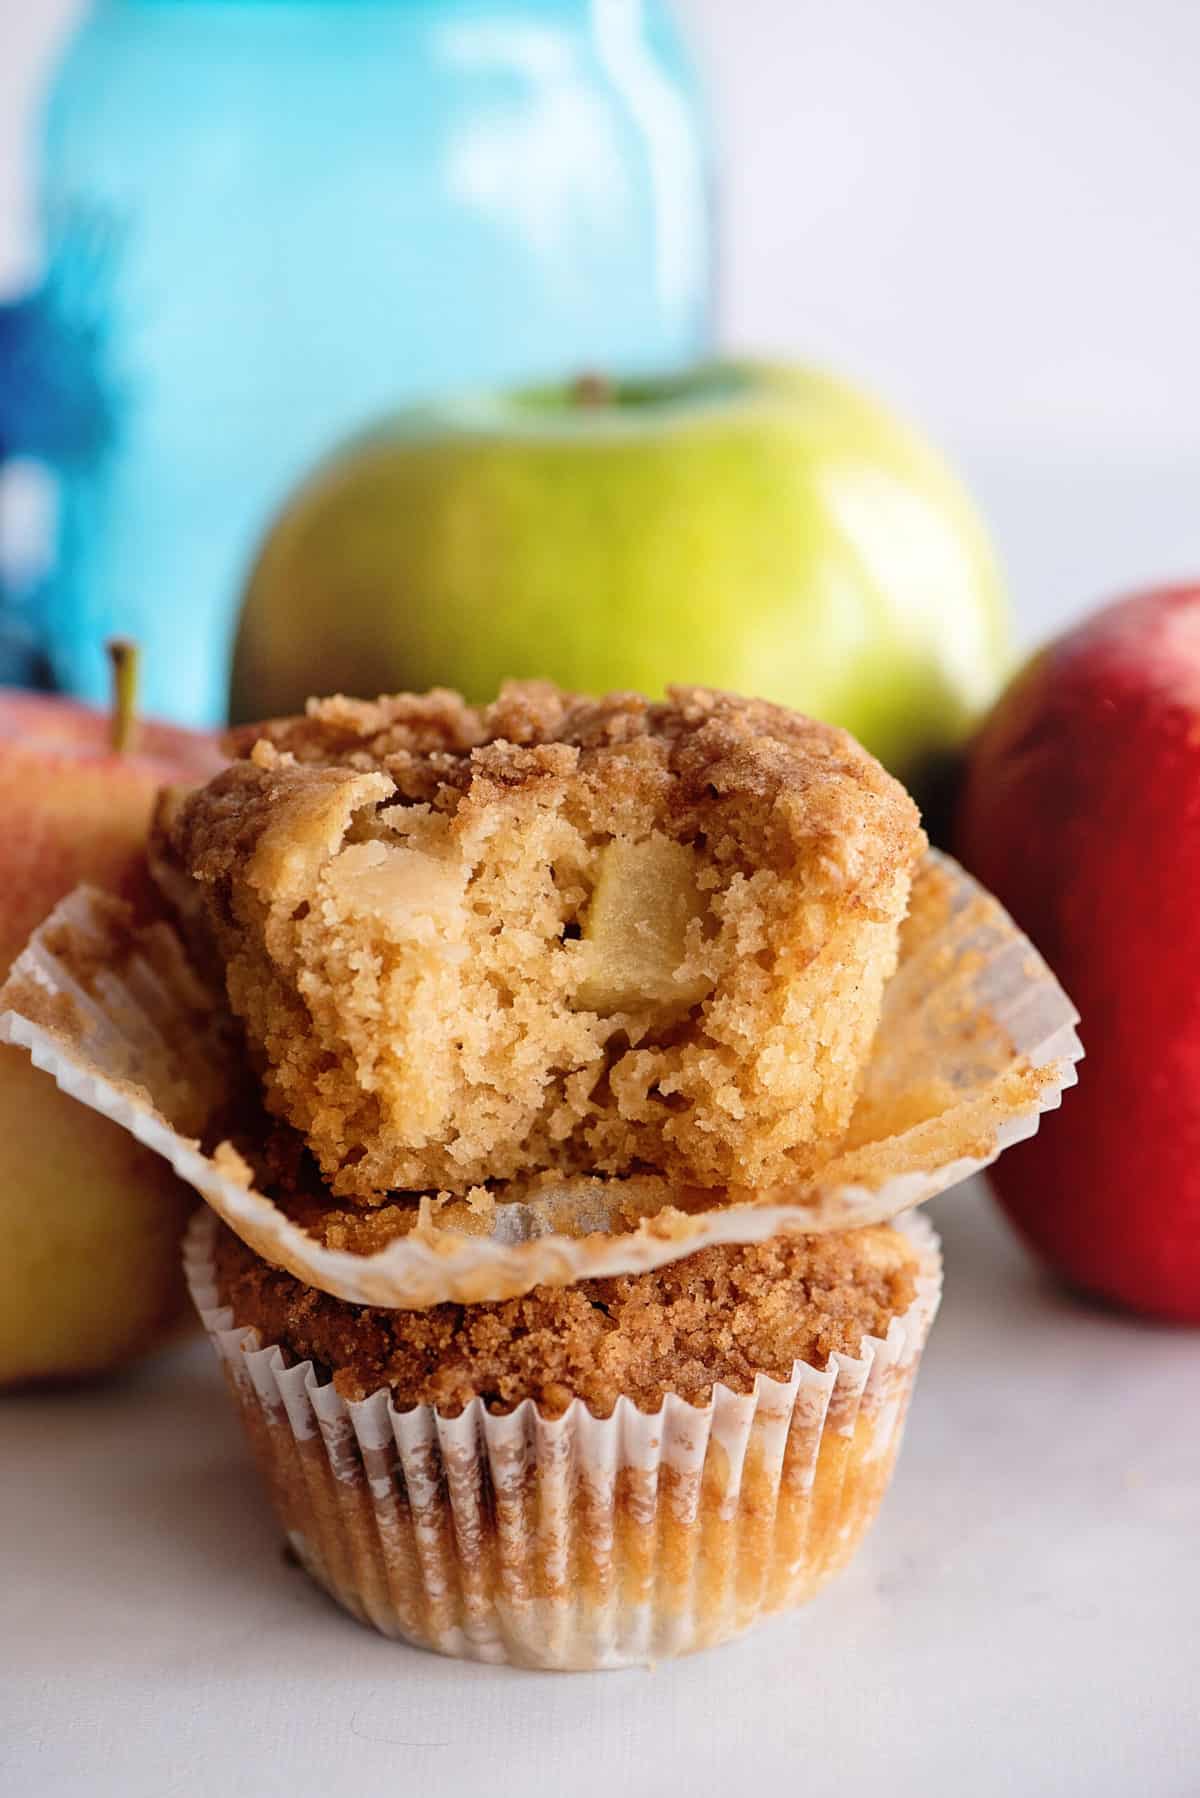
{"left": 2, "top": 1180, "right": 1197, "bottom": 1798}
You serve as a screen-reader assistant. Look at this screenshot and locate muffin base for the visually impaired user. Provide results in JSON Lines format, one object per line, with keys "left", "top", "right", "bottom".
{"left": 185, "top": 1208, "right": 941, "bottom": 1670}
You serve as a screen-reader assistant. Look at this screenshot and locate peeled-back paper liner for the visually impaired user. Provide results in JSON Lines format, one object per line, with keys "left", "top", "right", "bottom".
{"left": 185, "top": 1205, "right": 942, "bottom": 1669}
{"left": 0, "top": 851, "right": 1080, "bottom": 1307}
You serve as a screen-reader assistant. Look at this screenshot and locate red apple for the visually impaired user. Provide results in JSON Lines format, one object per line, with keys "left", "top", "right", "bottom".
{"left": 956, "top": 583, "right": 1200, "bottom": 1323}
{"left": 0, "top": 671, "right": 223, "bottom": 1387}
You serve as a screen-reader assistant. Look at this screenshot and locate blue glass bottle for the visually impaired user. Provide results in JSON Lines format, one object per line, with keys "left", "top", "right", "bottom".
{"left": 0, "top": 0, "right": 713, "bottom": 725}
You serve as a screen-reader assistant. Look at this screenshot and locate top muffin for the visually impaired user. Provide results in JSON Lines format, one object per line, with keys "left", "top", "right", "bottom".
{"left": 153, "top": 683, "right": 924, "bottom": 1200}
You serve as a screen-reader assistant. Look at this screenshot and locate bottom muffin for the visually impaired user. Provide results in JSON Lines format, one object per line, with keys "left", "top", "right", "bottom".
{"left": 186, "top": 1210, "right": 941, "bottom": 1669}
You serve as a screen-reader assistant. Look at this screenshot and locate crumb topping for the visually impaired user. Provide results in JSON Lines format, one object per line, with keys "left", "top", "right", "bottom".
{"left": 215, "top": 1220, "right": 919, "bottom": 1416}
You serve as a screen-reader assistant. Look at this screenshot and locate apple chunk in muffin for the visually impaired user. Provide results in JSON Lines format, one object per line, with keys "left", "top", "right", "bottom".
{"left": 153, "top": 683, "right": 924, "bottom": 1199}
{"left": 573, "top": 834, "right": 713, "bottom": 1015}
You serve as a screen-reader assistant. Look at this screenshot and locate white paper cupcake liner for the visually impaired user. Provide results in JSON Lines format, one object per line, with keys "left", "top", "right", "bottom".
{"left": 185, "top": 1206, "right": 942, "bottom": 1669}
{"left": 0, "top": 852, "right": 1079, "bottom": 1306}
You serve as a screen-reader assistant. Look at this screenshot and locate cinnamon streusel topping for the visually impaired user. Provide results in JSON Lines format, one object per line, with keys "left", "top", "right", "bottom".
{"left": 215, "top": 1220, "right": 919, "bottom": 1416}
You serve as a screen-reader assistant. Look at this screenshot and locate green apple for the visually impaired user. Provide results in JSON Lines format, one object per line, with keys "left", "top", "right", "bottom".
{"left": 232, "top": 362, "right": 1011, "bottom": 778}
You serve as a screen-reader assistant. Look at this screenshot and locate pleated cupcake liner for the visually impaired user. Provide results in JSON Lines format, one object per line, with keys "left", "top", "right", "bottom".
{"left": 1, "top": 851, "right": 1077, "bottom": 1307}
{"left": 185, "top": 1206, "right": 942, "bottom": 1670}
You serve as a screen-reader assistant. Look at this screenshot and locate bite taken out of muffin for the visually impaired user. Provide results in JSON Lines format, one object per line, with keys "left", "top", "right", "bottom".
{"left": 152, "top": 684, "right": 924, "bottom": 1198}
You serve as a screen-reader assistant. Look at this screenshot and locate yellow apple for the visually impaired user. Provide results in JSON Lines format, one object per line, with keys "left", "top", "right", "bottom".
{"left": 0, "top": 682, "right": 222, "bottom": 1388}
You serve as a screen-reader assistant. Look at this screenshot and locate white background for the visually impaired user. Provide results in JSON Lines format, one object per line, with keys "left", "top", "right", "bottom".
{"left": 2, "top": 8, "right": 1199, "bottom": 1796}
{"left": 3, "top": 0, "right": 1200, "bottom": 643}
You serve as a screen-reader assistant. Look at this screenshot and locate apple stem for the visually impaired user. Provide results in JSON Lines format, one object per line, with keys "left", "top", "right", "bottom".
{"left": 107, "top": 637, "right": 141, "bottom": 755}
{"left": 572, "top": 372, "right": 614, "bottom": 407}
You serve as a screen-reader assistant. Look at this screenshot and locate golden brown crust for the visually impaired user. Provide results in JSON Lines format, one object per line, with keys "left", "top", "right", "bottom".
{"left": 157, "top": 684, "right": 925, "bottom": 1197}
{"left": 215, "top": 1220, "right": 918, "bottom": 1416}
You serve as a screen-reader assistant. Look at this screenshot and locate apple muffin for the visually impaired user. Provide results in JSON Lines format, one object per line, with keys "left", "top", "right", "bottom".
{"left": 154, "top": 683, "right": 924, "bottom": 1198}
{"left": 191, "top": 1209, "right": 940, "bottom": 1665}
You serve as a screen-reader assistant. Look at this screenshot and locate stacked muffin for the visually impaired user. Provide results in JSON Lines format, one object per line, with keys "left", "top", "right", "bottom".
{"left": 147, "top": 683, "right": 941, "bottom": 1667}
